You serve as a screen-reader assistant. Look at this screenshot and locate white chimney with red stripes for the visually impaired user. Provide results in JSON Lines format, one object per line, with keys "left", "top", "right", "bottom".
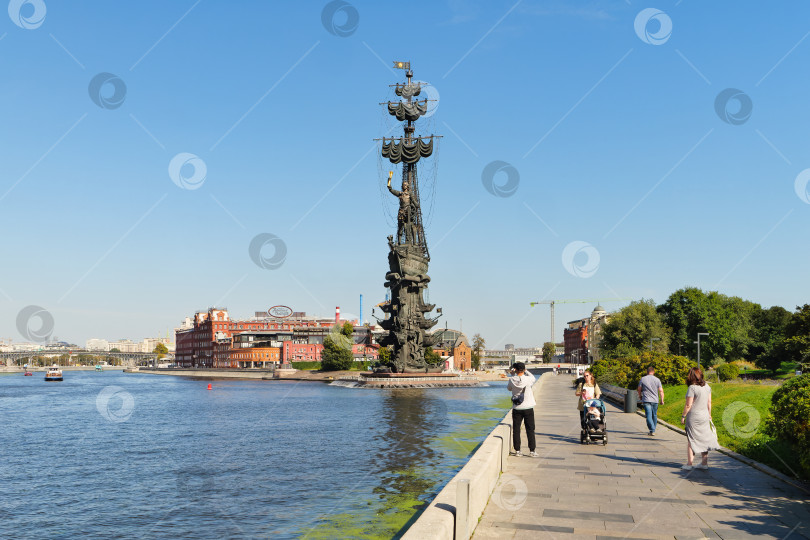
{"left": 335, "top": 306, "right": 340, "bottom": 324}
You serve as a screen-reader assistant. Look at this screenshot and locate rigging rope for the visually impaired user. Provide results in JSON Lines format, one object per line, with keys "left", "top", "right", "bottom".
{"left": 376, "top": 84, "right": 440, "bottom": 231}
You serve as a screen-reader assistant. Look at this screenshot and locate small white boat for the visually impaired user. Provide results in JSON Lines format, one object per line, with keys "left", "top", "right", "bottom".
{"left": 45, "top": 366, "right": 63, "bottom": 382}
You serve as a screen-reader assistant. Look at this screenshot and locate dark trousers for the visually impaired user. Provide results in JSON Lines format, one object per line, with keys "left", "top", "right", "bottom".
{"left": 512, "top": 408, "right": 536, "bottom": 452}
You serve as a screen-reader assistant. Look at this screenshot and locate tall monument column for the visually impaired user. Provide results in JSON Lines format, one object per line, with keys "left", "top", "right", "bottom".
{"left": 376, "top": 62, "right": 441, "bottom": 373}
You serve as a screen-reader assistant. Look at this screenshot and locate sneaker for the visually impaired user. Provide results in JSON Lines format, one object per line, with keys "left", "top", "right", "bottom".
{"left": 529, "top": 451, "right": 539, "bottom": 457}
{"left": 696, "top": 464, "right": 709, "bottom": 470}
{"left": 514, "top": 451, "right": 523, "bottom": 457}
{"left": 681, "top": 464, "right": 693, "bottom": 471}
{"left": 650, "top": 431, "right": 655, "bottom": 436}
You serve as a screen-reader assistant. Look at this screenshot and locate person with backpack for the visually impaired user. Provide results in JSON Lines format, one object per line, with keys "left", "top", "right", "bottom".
{"left": 508, "top": 362, "right": 538, "bottom": 457}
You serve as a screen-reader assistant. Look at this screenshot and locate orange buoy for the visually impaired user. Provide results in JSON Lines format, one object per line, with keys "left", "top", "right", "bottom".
{"left": 207, "top": 383, "right": 212, "bottom": 390}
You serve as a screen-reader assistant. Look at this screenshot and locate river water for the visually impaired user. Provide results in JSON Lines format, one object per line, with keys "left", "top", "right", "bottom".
{"left": 0, "top": 371, "right": 510, "bottom": 539}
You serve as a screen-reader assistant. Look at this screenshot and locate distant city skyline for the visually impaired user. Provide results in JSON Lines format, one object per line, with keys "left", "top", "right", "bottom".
{"left": 2, "top": 2, "right": 808, "bottom": 348}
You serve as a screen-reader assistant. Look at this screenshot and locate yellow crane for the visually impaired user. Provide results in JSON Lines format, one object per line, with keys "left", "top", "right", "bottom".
{"left": 529, "top": 298, "right": 631, "bottom": 344}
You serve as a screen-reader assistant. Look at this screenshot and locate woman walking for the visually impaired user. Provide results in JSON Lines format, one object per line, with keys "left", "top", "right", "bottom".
{"left": 575, "top": 370, "right": 601, "bottom": 428}
{"left": 681, "top": 367, "right": 719, "bottom": 470}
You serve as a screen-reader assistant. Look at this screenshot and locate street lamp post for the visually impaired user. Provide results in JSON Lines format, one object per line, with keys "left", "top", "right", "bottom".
{"left": 695, "top": 332, "right": 709, "bottom": 369}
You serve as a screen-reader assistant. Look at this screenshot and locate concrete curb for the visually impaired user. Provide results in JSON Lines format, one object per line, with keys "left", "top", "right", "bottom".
{"left": 642, "top": 411, "right": 810, "bottom": 496}
{"left": 601, "top": 391, "right": 810, "bottom": 495}
{"left": 402, "top": 373, "right": 547, "bottom": 540}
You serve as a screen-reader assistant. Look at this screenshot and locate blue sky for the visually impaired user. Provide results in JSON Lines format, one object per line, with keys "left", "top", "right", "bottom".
{"left": 1, "top": 1, "right": 808, "bottom": 348}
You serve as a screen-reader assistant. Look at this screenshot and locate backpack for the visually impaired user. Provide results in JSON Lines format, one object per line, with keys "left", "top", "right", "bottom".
{"left": 512, "top": 386, "right": 526, "bottom": 406}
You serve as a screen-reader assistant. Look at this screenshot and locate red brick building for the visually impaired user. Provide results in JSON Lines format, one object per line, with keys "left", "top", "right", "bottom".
{"left": 563, "top": 320, "right": 588, "bottom": 364}
{"left": 175, "top": 307, "right": 375, "bottom": 368}
{"left": 431, "top": 329, "right": 473, "bottom": 371}
{"left": 353, "top": 342, "right": 380, "bottom": 360}
{"left": 452, "top": 337, "right": 472, "bottom": 370}
{"left": 228, "top": 346, "right": 282, "bottom": 368}
{"left": 562, "top": 306, "right": 611, "bottom": 365}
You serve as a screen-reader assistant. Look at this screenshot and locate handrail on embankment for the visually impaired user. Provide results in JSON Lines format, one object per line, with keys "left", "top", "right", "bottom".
{"left": 401, "top": 373, "right": 547, "bottom": 540}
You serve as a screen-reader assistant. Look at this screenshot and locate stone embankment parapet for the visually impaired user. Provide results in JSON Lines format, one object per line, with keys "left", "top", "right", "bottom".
{"left": 402, "top": 372, "right": 547, "bottom": 540}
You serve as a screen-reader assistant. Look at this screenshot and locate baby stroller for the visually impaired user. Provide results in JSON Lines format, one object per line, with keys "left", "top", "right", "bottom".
{"left": 580, "top": 399, "right": 607, "bottom": 445}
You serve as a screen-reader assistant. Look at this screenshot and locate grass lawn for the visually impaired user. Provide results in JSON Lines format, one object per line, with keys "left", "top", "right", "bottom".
{"left": 658, "top": 382, "right": 807, "bottom": 480}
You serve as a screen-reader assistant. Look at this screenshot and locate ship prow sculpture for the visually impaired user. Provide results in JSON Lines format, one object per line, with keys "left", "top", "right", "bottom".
{"left": 375, "top": 61, "right": 442, "bottom": 374}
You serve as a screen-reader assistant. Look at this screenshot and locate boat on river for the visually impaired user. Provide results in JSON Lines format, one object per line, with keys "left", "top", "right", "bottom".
{"left": 95, "top": 364, "right": 104, "bottom": 371}
{"left": 24, "top": 370, "right": 33, "bottom": 376}
{"left": 45, "top": 366, "right": 63, "bottom": 382}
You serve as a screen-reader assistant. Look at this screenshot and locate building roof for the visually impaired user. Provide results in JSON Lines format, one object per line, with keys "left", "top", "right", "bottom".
{"left": 432, "top": 328, "right": 466, "bottom": 348}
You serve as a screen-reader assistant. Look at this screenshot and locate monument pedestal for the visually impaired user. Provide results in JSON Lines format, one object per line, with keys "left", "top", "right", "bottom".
{"left": 346, "top": 372, "right": 482, "bottom": 388}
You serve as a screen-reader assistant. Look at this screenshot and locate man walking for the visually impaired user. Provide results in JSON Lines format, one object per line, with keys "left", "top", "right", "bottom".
{"left": 508, "top": 362, "right": 538, "bottom": 457}
{"left": 638, "top": 366, "right": 664, "bottom": 436}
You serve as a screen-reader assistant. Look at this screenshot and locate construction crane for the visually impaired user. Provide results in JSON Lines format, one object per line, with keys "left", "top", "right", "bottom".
{"left": 529, "top": 298, "right": 631, "bottom": 344}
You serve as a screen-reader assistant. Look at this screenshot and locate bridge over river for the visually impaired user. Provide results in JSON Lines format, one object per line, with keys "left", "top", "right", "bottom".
{"left": 1, "top": 350, "right": 159, "bottom": 368}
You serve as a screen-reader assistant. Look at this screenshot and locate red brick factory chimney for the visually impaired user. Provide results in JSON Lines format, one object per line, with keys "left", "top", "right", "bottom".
{"left": 335, "top": 306, "right": 340, "bottom": 324}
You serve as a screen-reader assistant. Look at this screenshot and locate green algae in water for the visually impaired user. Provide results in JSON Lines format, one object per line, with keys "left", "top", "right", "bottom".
{"left": 299, "top": 467, "right": 432, "bottom": 539}
{"left": 300, "top": 388, "right": 512, "bottom": 539}
{"left": 436, "top": 396, "right": 513, "bottom": 459}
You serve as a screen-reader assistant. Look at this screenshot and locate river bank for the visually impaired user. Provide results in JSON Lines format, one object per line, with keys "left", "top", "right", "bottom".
{"left": 0, "top": 366, "right": 124, "bottom": 373}
{"left": 134, "top": 367, "right": 512, "bottom": 382}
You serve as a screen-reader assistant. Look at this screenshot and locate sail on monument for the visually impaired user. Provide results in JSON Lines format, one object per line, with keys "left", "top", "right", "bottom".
{"left": 375, "top": 61, "right": 442, "bottom": 373}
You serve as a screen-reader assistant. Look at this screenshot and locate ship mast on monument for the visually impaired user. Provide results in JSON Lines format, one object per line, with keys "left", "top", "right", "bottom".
{"left": 375, "top": 61, "right": 442, "bottom": 373}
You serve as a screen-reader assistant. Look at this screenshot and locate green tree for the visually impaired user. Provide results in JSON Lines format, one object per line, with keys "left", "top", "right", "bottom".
{"left": 658, "top": 287, "right": 759, "bottom": 366}
{"left": 750, "top": 305, "right": 792, "bottom": 370}
{"left": 425, "top": 347, "right": 441, "bottom": 364}
{"left": 599, "top": 299, "right": 671, "bottom": 358}
{"left": 341, "top": 321, "right": 354, "bottom": 338}
{"left": 542, "top": 342, "right": 556, "bottom": 364}
{"left": 378, "top": 345, "right": 391, "bottom": 364}
{"left": 776, "top": 305, "right": 810, "bottom": 372}
{"left": 591, "top": 352, "right": 692, "bottom": 388}
{"left": 471, "top": 333, "right": 485, "bottom": 370}
{"left": 109, "top": 348, "right": 121, "bottom": 353}
{"left": 153, "top": 342, "right": 168, "bottom": 360}
{"left": 321, "top": 324, "right": 354, "bottom": 371}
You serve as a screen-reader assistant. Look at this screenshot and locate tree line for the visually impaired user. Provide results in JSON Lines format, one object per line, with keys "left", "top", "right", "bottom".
{"left": 598, "top": 286, "right": 809, "bottom": 371}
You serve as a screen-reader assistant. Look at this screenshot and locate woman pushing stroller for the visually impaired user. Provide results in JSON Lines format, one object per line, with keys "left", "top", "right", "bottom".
{"left": 575, "top": 370, "right": 602, "bottom": 426}
{"left": 576, "top": 371, "right": 607, "bottom": 445}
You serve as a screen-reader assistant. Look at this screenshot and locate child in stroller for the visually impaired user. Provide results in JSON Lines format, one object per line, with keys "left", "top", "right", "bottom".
{"left": 580, "top": 398, "right": 607, "bottom": 445}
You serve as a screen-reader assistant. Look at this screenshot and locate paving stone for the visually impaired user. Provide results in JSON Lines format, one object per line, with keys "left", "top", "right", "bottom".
{"left": 526, "top": 492, "right": 553, "bottom": 499}
{"left": 471, "top": 525, "right": 517, "bottom": 539}
{"left": 544, "top": 508, "right": 634, "bottom": 523}
{"left": 513, "top": 531, "right": 595, "bottom": 540}
{"left": 472, "top": 375, "right": 810, "bottom": 540}
{"left": 537, "top": 464, "right": 591, "bottom": 471}
{"left": 492, "top": 521, "right": 575, "bottom": 533}
{"left": 596, "top": 535, "right": 659, "bottom": 540}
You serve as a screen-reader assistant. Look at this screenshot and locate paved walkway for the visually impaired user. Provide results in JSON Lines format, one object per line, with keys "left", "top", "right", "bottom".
{"left": 473, "top": 375, "right": 810, "bottom": 540}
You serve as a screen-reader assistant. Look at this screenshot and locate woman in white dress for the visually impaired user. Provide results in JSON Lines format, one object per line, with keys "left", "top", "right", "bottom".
{"left": 680, "top": 367, "right": 720, "bottom": 470}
